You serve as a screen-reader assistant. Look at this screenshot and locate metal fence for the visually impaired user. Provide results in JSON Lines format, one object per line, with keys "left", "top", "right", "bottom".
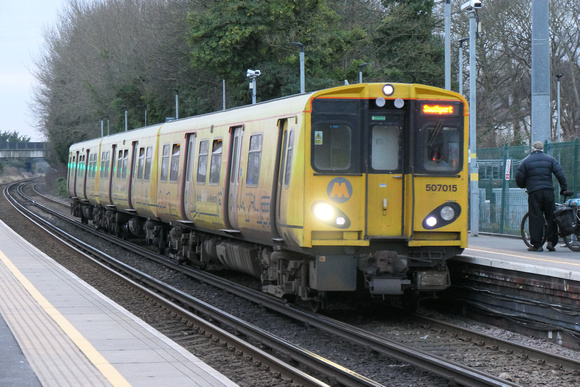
{"left": 477, "top": 139, "right": 580, "bottom": 235}
{"left": 0, "top": 142, "right": 46, "bottom": 150}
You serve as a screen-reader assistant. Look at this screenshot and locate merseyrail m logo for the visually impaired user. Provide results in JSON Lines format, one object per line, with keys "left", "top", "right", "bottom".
{"left": 327, "top": 177, "right": 352, "bottom": 203}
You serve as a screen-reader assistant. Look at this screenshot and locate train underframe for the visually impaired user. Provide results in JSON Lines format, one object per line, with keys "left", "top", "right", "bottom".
{"left": 72, "top": 202, "right": 455, "bottom": 310}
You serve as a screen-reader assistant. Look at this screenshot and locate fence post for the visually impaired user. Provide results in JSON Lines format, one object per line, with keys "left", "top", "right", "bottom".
{"left": 575, "top": 139, "right": 579, "bottom": 196}
{"left": 499, "top": 144, "right": 509, "bottom": 234}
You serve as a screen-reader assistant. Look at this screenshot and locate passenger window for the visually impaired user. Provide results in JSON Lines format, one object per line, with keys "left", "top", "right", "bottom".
{"left": 313, "top": 124, "right": 351, "bottom": 171}
{"left": 70, "top": 155, "right": 75, "bottom": 180}
{"left": 100, "top": 152, "right": 106, "bottom": 178}
{"left": 105, "top": 151, "right": 110, "bottom": 178}
{"left": 87, "top": 154, "right": 92, "bottom": 177}
{"left": 160, "top": 144, "right": 170, "bottom": 181}
{"left": 90, "top": 153, "right": 97, "bottom": 177}
{"left": 197, "top": 140, "right": 209, "bottom": 184}
{"left": 170, "top": 143, "right": 180, "bottom": 182}
{"left": 371, "top": 125, "right": 399, "bottom": 170}
{"left": 284, "top": 130, "right": 294, "bottom": 187}
{"left": 116, "top": 150, "right": 123, "bottom": 178}
{"left": 246, "top": 134, "right": 262, "bottom": 186}
{"left": 78, "top": 155, "right": 85, "bottom": 177}
{"left": 137, "top": 147, "right": 145, "bottom": 180}
{"left": 209, "top": 139, "right": 222, "bottom": 185}
{"left": 121, "top": 149, "right": 129, "bottom": 179}
{"left": 144, "top": 147, "right": 152, "bottom": 180}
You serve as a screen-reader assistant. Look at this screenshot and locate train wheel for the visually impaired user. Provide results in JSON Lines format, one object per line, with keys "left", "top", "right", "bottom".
{"left": 121, "top": 223, "right": 129, "bottom": 240}
{"left": 310, "top": 292, "right": 326, "bottom": 313}
{"left": 158, "top": 230, "right": 167, "bottom": 255}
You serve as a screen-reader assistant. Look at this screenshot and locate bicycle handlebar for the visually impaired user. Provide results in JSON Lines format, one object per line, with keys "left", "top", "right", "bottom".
{"left": 562, "top": 190, "right": 574, "bottom": 199}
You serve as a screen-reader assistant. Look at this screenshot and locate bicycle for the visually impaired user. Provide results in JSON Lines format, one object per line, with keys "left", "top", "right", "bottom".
{"left": 520, "top": 190, "right": 580, "bottom": 251}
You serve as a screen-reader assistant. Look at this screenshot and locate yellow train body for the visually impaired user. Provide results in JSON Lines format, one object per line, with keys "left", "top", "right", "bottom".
{"left": 68, "top": 83, "right": 468, "bottom": 306}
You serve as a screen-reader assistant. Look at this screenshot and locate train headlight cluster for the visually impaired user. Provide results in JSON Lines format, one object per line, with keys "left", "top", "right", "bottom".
{"left": 313, "top": 202, "right": 334, "bottom": 221}
{"left": 422, "top": 202, "right": 461, "bottom": 229}
{"left": 440, "top": 205, "right": 455, "bottom": 221}
{"left": 312, "top": 201, "right": 351, "bottom": 229}
{"left": 382, "top": 84, "right": 394, "bottom": 96}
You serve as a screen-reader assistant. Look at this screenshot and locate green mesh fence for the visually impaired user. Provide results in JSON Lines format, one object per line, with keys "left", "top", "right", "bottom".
{"left": 476, "top": 140, "right": 579, "bottom": 235}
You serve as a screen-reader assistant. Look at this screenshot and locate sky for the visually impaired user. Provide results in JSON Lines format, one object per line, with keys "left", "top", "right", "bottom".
{"left": 1, "top": 1, "right": 68, "bottom": 142}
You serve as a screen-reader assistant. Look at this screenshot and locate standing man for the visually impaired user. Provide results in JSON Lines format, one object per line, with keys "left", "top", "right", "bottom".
{"left": 516, "top": 141, "right": 568, "bottom": 251}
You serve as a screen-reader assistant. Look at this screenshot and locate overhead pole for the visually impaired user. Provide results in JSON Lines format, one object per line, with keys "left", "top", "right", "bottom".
{"left": 458, "top": 38, "right": 469, "bottom": 95}
{"left": 461, "top": 0, "right": 482, "bottom": 236}
{"left": 444, "top": 0, "right": 451, "bottom": 90}
{"left": 531, "top": 0, "right": 550, "bottom": 145}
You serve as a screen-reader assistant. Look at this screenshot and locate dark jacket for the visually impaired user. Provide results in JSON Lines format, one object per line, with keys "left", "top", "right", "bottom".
{"left": 515, "top": 150, "right": 567, "bottom": 193}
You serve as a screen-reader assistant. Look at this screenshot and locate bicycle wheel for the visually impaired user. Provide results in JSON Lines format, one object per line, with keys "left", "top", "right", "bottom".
{"left": 563, "top": 233, "right": 580, "bottom": 251}
{"left": 520, "top": 212, "right": 546, "bottom": 248}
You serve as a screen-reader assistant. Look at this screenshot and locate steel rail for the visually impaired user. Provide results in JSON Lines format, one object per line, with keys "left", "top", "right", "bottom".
{"left": 15, "top": 182, "right": 520, "bottom": 386}
{"left": 7, "top": 182, "right": 381, "bottom": 387}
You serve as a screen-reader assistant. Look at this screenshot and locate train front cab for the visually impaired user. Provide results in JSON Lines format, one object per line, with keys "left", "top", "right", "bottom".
{"left": 301, "top": 83, "right": 468, "bottom": 300}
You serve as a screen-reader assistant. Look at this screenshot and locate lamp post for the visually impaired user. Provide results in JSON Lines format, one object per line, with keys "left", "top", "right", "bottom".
{"left": 358, "top": 63, "right": 369, "bottom": 84}
{"left": 100, "top": 117, "right": 104, "bottom": 137}
{"left": 122, "top": 106, "right": 128, "bottom": 132}
{"left": 174, "top": 89, "right": 179, "bottom": 120}
{"left": 556, "top": 73, "right": 563, "bottom": 142}
{"left": 142, "top": 104, "right": 147, "bottom": 127}
{"left": 246, "top": 69, "right": 261, "bottom": 104}
{"left": 458, "top": 38, "right": 469, "bottom": 95}
{"left": 290, "top": 42, "right": 305, "bottom": 93}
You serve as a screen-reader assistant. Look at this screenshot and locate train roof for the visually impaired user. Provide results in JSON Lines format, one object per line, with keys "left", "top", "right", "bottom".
{"left": 69, "top": 82, "right": 466, "bottom": 151}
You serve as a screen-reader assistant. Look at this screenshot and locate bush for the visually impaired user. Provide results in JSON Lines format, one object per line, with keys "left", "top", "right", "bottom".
{"left": 54, "top": 177, "right": 68, "bottom": 197}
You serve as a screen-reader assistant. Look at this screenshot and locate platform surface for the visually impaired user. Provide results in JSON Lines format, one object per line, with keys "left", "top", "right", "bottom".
{"left": 459, "top": 233, "right": 580, "bottom": 281}
{"left": 0, "top": 220, "right": 237, "bottom": 387}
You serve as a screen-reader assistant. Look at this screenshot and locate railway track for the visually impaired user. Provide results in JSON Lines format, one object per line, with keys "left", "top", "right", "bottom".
{"left": 6, "top": 180, "right": 580, "bottom": 386}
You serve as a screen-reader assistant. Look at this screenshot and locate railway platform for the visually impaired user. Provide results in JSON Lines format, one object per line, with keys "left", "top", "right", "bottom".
{"left": 0, "top": 219, "right": 237, "bottom": 387}
{"left": 447, "top": 233, "right": 580, "bottom": 349}
{"left": 460, "top": 232, "right": 580, "bottom": 280}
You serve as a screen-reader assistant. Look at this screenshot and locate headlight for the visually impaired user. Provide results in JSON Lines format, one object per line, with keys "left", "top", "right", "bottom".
{"left": 313, "top": 203, "right": 334, "bottom": 221}
{"left": 440, "top": 206, "right": 455, "bottom": 221}
{"left": 422, "top": 202, "right": 461, "bottom": 229}
{"left": 383, "top": 84, "right": 394, "bottom": 96}
{"left": 425, "top": 216, "right": 438, "bottom": 227}
{"left": 311, "top": 201, "right": 351, "bottom": 229}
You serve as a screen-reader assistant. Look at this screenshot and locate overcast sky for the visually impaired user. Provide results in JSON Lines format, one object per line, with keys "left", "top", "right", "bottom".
{"left": 1, "top": 1, "right": 68, "bottom": 142}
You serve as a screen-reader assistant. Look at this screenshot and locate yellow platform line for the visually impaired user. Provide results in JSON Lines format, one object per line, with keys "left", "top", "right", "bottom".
{"left": 0, "top": 250, "right": 131, "bottom": 387}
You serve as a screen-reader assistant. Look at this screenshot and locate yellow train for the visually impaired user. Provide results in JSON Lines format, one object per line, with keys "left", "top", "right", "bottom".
{"left": 68, "top": 83, "right": 468, "bottom": 308}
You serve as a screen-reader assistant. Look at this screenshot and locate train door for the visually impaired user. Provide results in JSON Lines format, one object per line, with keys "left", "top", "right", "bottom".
{"left": 366, "top": 112, "right": 405, "bottom": 236}
{"left": 128, "top": 141, "right": 138, "bottom": 208}
{"left": 109, "top": 144, "right": 117, "bottom": 204}
{"left": 181, "top": 133, "right": 196, "bottom": 220}
{"left": 69, "top": 152, "right": 78, "bottom": 197}
{"left": 227, "top": 126, "right": 243, "bottom": 229}
{"left": 82, "top": 149, "right": 89, "bottom": 199}
{"left": 275, "top": 119, "right": 290, "bottom": 235}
